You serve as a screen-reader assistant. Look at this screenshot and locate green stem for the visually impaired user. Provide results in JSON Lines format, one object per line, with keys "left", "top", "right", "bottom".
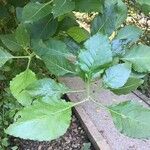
{"left": 12, "top": 56, "right": 30, "bottom": 59}
{"left": 86, "top": 79, "right": 90, "bottom": 99}
{"left": 67, "top": 90, "right": 85, "bottom": 93}
{"left": 53, "top": 98, "right": 90, "bottom": 115}
{"left": 24, "top": 48, "right": 31, "bottom": 55}
{"left": 26, "top": 56, "right": 32, "bottom": 70}
{"left": 90, "top": 97, "right": 107, "bottom": 109}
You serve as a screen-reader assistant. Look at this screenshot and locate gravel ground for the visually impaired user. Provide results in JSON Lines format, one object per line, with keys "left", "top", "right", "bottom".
{"left": 9, "top": 115, "right": 94, "bottom": 150}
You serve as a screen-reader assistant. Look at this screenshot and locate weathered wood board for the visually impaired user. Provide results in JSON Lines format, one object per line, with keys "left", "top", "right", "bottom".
{"left": 60, "top": 77, "right": 150, "bottom": 150}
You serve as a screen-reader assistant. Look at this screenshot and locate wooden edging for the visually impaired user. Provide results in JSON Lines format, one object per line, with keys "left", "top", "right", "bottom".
{"left": 60, "top": 77, "right": 150, "bottom": 150}
{"left": 68, "top": 94, "right": 111, "bottom": 150}
{"left": 133, "top": 90, "right": 150, "bottom": 106}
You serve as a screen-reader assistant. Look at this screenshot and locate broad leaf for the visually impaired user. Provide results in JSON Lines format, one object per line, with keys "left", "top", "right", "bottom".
{"left": 63, "top": 37, "right": 81, "bottom": 56}
{"left": 26, "top": 14, "right": 58, "bottom": 40}
{"left": 111, "top": 39, "right": 128, "bottom": 57}
{"left": 0, "top": 47, "right": 13, "bottom": 67}
{"left": 58, "top": 14, "right": 79, "bottom": 31}
{"left": 115, "top": 0, "right": 127, "bottom": 28}
{"left": 10, "top": 69, "right": 37, "bottom": 106}
{"left": 115, "top": 25, "right": 143, "bottom": 43}
{"left": 26, "top": 78, "right": 70, "bottom": 102}
{"left": 109, "top": 101, "right": 150, "bottom": 138}
{"left": 122, "top": 45, "right": 150, "bottom": 73}
{"left": 0, "top": 34, "right": 22, "bottom": 52}
{"left": 67, "top": 27, "right": 90, "bottom": 43}
{"left": 136, "top": 0, "right": 150, "bottom": 15}
{"left": 22, "top": 2, "right": 52, "bottom": 22}
{"left": 6, "top": 100, "right": 72, "bottom": 141}
{"left": 103, "top": 63, "right": 131, "bottom": 89}
{"left": 52, "top": 0, "right": 75, "bottom": 18}
{"left": 75, "top": 0, "right": 103, "bottom": 13}
{"left": 111, "top": 77, "right": 144, "bottom": 95}
{"left": 32, "top": 39, "right": 76, "bottom": 76}
{"left": 16, "top": 7, "right": 23, "bottom": 22}
{"left": 78, "top": 33, "right": 112, "bottom": 77}
{"left": 15, "top": 24, "right": 30, "bottom": 49}
{"left": 91, "top": 0, "right": 127, "bottom": 35}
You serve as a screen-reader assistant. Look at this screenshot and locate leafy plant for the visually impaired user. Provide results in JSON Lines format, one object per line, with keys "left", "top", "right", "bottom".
{"left": 0, "top": 0, "right": 150, "bottom": 144}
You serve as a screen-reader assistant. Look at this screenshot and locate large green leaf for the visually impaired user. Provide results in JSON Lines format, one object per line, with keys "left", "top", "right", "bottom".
{"left": 26, "top": 78, "right": 70, "bottom": 102}
{"left": 111, "top": 77, "right": 144, "bottom": 95}
{"left": 0, "top": 47, "right": 13, "bottom": 67}
{"left": 26, "top": 14, "right": 58, "bottom": 40}
{"left": 109, "top": 101, "right": 150, "bottom": 138}
{"left": 136, "top": 0, "right": 150, "bottom": 15}
{"left": 6, "top": 100, "right": 72, "bottom": 141}
{"left": 111, "top": 39, "right": 128, "bottom": 57}
{"left": 58, "top": 14, "right": 79, "bottom": 31}
{"left": 115, "top": 25, "right": 143, "bottom": 43}
{"left": 22, "top": 2, "right": 52, "bottom": 22}
{"left": 122, "top": 45, "right": 150, "bottom": 73}
{"left": 15, "top": 24, "right": 30, "bottom": 49}
{"left": 32, "top": 39, "right": 76, "bottom": 76}
{"left": 10, "top": 69, "right": 37, "bottom": 106}
{"left": 0, "top": 34, "right": 22, "bottom": 52}
{"left": 78, "top": 33, "right": 112, "bottom": 77}
{"left": 103, "top": 63, "right": 131, "bottom": 89}
{"left": 52, "top": 0, "right": 75, "bottom": 18}
{"left": 67, "top": 26, "right": 90, "bottom": 43}
{"left": 75, "top": 0, "right": 103, "bottom": 12}
{"left": 114, "top": 0, "right": 127, "bottom": 28}
{"left": 63, "top": 37, "right": 81, "bottom": 56}
{"left": 91, "top": 0, "right": 127, "bottom": 35}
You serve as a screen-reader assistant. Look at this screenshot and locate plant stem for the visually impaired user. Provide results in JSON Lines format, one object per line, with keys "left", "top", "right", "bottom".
{"left": 26, "top": 57, "right": 31, "bottom": 70}
{"left": 12, "top": 56, "right": 30, "bottom": 59}
{"left": 90, "top": 97, "right": 107, "bottom": 109}
{"left": 86, "top": 79, "right": 90, "bottom": 101}
{"left": 53, "top": 98, "right": 90, "bottom": 115}
{"left": 67, "top": 90, "right": 85, "bottom": 93}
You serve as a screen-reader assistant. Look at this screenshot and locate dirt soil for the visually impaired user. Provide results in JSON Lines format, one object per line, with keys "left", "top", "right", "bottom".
{"left": 9, "top": 115, "right": 94, "bottom": 150}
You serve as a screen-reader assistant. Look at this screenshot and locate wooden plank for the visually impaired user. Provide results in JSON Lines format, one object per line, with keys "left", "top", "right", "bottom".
{"left": 133, "top": 90, "right": 150, "bottom": 106}
{"left": 68, "top": 94, "right": 111, "bottom": 150}
{"left": 60, "top": 77, "right": 150, "bottom": 150}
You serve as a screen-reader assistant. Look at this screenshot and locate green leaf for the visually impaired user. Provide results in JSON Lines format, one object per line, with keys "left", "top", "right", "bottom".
{"left": 109, "top": 101, "right": 150, "bottom": 138}
{"left": 111, "top": 39, "right": 128, "bottom": 57}
{"left": 67, "top": 27, "right": 90, "bottom": 43}
{"left": 58, "top": 14, "right": 79, "bottom": 31}
{"left": 32, "top": 39, "right": 76, "bottom": 76}
{"left": 136, "top": 0, "right": 150, "bottom": 15}
{"left": 0, "top": 6, "right": 9, "bottom": 19}
{"left": 10, "top": 69, "right": 37, "bottom": 106}
{"left": 26, "top": 78, "right": 70, "bottom": 103}
{"left": 122, "top": 45, "right": 150, "bottom": 73}
{"left": 0, "top": 34, "right": 22, "bottom": 52}
{"left": 22, "top": 2, "right": 52, "bottom": 22}
{"left": 0, "top": 47, "right": 13, "bottom": 67}
{"left": 91, "top": 0, "right": 127, "bottom": 35}
{"left": 78, "top": 33, "right": 112, "bottom": 75}
{"left": 26, "top": 14, "right": 58, "bottom": 40}
{"left": 63, "top": 37, "right": 81, "bottom": 56}
{"left": 75, "top": 0, "right": 103, "bottom": 12}
{"left": 6, "top": 100, "right": 72, "bottom": 141}
{"left": 111, "top": 77, "right": 144, "bottom": 95}
{"left": 52, "top": 0, "right": 75, "bottom": 18}
{"left": 115, "top": 25, "right": 143, "bottom": 43}
{"left": 15, "top": 24, "right": 30, "bottom": 49}
{"left": 115, "top": 0, "right": 127, "bottom": 28}
{"left": 103, "top": 63, "right": 131, "bottom": 89}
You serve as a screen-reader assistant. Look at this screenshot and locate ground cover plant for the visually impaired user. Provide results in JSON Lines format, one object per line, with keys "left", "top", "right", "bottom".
{"left": 0, "top": 0, "right": 150, "bottom": 148}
